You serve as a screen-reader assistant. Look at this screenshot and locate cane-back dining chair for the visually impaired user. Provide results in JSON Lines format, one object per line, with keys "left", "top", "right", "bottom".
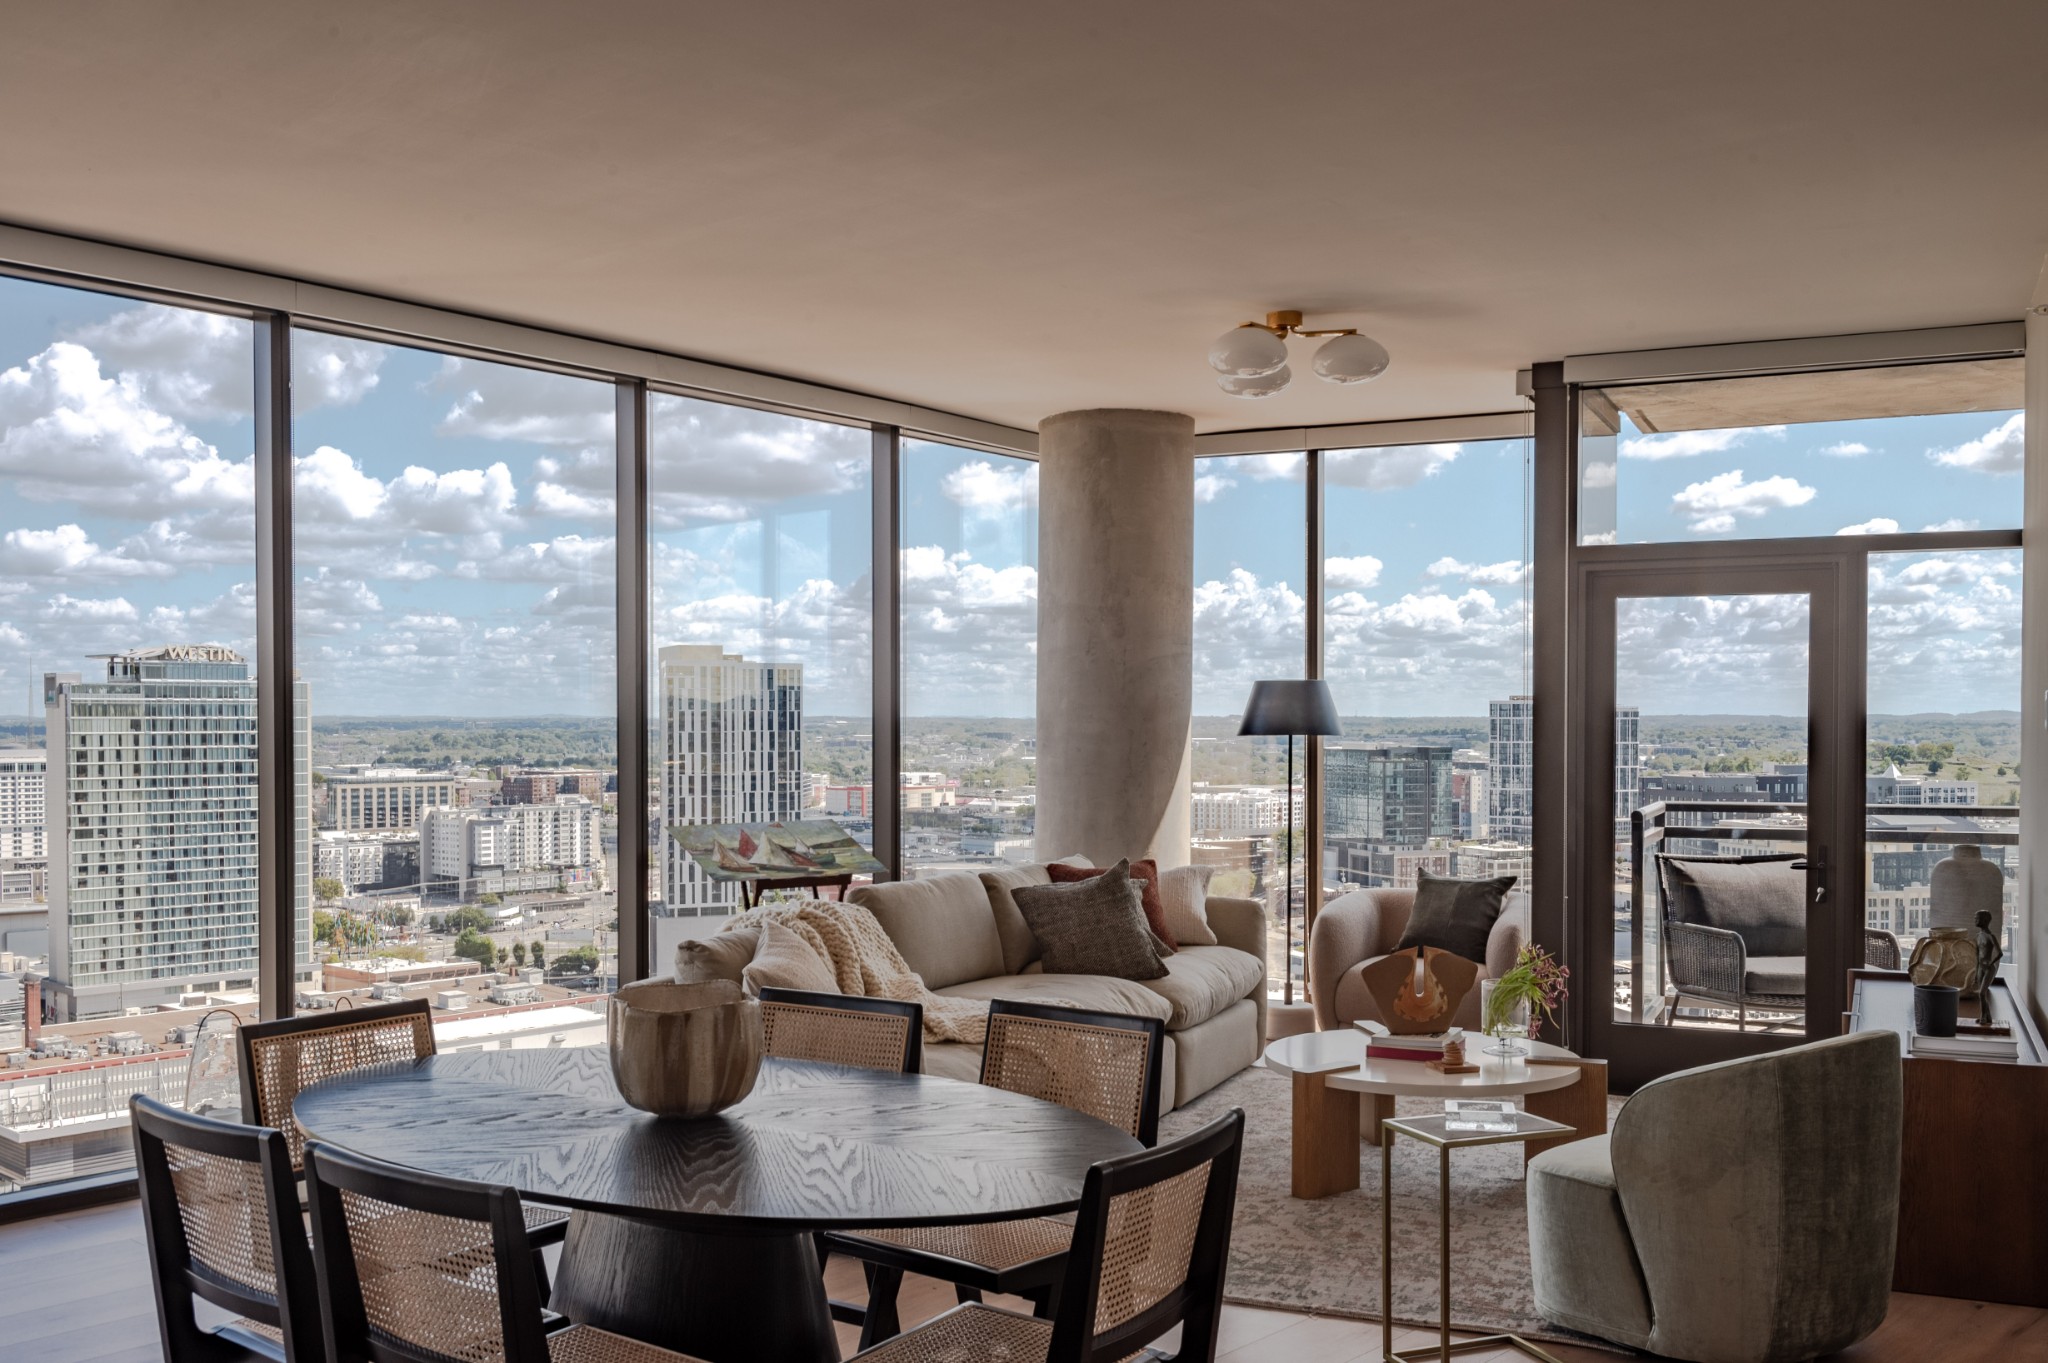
{"left": 132, "top": 1095, "right": 323, "bottom": 1363}
{"left": 237, "top": 997, "right": 569, "bottom": 1294}
{"left": 758, "top": 987, "right": 923, "bottom": 1074}
{"left": 303, "top": 1141, "right": 709, "bottom": 1363}
{"left": 827, "top": 998, "right": 1168, "bottom": 1346}
{"left": 849, "top": 1107, "right": 1245, "bottom": 1363}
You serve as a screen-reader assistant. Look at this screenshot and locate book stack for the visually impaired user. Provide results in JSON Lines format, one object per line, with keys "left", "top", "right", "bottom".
{"left": 1908, "top": 1031, "right": 2021, "bottom": 1062}
{"left": 1354, "top": 1025, "right": 1464, "bottom": 1062}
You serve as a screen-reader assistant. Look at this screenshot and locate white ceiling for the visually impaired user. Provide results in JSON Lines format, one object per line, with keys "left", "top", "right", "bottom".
{"left": 3, "top": 2, "right": 2045, "bottom": 435}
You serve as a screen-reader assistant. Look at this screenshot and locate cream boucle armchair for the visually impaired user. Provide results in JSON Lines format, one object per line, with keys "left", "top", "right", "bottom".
{"left": 1305, "top": 887, "right": 1526, "bottom": 1033}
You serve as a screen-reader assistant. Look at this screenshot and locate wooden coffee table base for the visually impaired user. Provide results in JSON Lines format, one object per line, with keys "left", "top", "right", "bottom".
{"left": 1291, "top": 1070, "right": 1362, "bottom": 1198}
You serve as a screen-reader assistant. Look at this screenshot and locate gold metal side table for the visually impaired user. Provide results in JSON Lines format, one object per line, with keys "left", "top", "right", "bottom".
{"left": 1379, "top": 1110, "right": 1577, "bottom": 1363}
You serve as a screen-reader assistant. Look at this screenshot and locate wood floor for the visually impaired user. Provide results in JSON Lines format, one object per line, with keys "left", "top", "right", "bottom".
{"left": 7, "top": 1199, "right": 2042, "bottom": 1363}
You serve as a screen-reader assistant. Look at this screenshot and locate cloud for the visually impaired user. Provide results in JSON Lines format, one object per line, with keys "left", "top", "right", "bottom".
{"left": 1425, "top": 556, "right": 1528, "bottom": 585}
{"left": 295, "top": 570, "right": 383, "bottom": 635}
{"left": 68, "top": 305, "right": 252, "bottom": 424}
{"left": 1325, "top": 443, "right": 1460, "bottom": 490}
{"left": 1192, "top": 569, "right": 1306, "bottom": 707}
{"left": 1670, "top": 469, "right": 1816, "bottom": 533}
{"left": 646, "top": 393, "right": 866, "bottom": 528}
{"left": 1323, "top": 556, "right": 1382, "bottom": 590}
{"left": 462, "top": 534, "right": 617, "bottom": 584}
{"left": 295, "top": 333, "right": 388, "bottom": 410}
{"left": 1918, "top": 517, "right": 1980, "bottom": 533}
{"left": 1614, "top": 594, "right": 1809, "bottom": 712}
{"left": 433, "top": 356, "right": 613, "bottom": 447}
{"left": 1193, "top": 474, "right": 1234, "bottom": 503}
{"left": 1621, "top": 425, "right": 1785, "bottom": 461}
{"left": 0, "top": 523, "right": 171, "bottom": 579}
{"left": 941, "top": 459, "right": 1037, "bottom": 511}
{"left": 1580, "top": 459, "right": 1617, "bottom": 489}
{"left": 292, "top": 445, "right": 519, "bottom": 537}
{"left": 1818, "top": 441, "right": 1870, "bottom": 457}
{"left": 1864, "top": 552, "right": 2022, "bottom": 711}
{"left": 1835, "top": 517, "right": 1900, "bottom": 536}
{"left": 1930, "top": 413, "right": 2023, "bottom": 475}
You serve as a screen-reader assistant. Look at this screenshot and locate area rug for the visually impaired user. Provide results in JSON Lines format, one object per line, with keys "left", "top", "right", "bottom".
{"left": 1158, "top": 1064, "right": 1628, "bottom": 1353}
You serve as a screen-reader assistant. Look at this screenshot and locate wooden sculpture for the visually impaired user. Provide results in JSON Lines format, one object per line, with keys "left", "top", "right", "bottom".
{"left": 1357, "top": 946, "right": 1481, "bottom": 1035}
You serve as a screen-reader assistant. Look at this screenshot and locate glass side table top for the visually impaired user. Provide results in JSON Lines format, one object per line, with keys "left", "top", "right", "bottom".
{"left": 1382, "top": 1110, "right": 1576, "bottom": 1150}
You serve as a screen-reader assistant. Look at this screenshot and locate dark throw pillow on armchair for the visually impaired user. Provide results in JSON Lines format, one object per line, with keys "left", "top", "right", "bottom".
{"left": 1393, "top": 868, "right": 1518, "bottom": 964}
{"left": 1013, "top": 859, "right": 1170, "bottom": 981}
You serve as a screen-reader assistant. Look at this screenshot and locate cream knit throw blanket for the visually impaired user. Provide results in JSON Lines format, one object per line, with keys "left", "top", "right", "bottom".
{"left": 729, "top": 897, "right": 994, "bottom": 1044}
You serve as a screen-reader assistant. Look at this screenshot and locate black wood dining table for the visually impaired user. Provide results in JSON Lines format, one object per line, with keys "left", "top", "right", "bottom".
{"left": 293, "top": 1047, "right": 1141, "bottom": 1363}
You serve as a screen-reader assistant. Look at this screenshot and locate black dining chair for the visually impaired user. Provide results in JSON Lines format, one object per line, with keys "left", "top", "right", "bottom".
{"left": 826, "top": 998, "right": 1168, "bottom": 1346}
{"left": 758, "top": 987, "right": 923, "bottom": 1074}
{"left": 848, "top": 1108, "right": 1246, "bottom": 1363}
{"left": 303, "top": 1139, "right": 710, "bottom": 1363}
{"left": 131, "top": 1094, "right": 324, "bottom": 1363}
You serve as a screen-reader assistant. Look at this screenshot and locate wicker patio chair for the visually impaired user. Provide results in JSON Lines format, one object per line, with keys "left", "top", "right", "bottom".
{"left": 827, "top": 999, "right": 1167, "bottom": 1347}
{"left": 238, "top": 998, "right": 569, "bottom": 1294}
{"left": 1864, "top": 928, "right": 1902, "bottom": 971}
{"left": 759, "top": 988, "right": 923, "bottom": 1074}
{"left": 1655, "top": 853, "right": 1809, "bottom": 1030}
{"left": 131, "top": 1094, "right": 323, "bottom": 1363}
{"left": 304, "top": 1140, "right": 710, "bottom": 1363}
{"left": 849, "top": 1108, "right": 1245, "bottom": 1363}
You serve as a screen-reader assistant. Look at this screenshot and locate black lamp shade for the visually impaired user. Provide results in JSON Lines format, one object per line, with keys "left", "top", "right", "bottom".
{"left": 1237, "top": 679, "right": 1340, "bottom": 737}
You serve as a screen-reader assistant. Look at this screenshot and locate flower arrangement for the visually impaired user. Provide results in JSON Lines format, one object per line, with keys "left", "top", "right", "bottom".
{"left": 1483, "top": 945, "right": 1570, "bottom": 1038}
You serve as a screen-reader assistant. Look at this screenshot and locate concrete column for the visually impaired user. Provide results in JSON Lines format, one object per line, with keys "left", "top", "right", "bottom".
{"left": 1035, "top": 409, "right": 1195, "bottom": 868}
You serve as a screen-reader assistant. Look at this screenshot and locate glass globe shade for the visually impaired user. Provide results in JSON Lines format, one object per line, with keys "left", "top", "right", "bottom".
{"left": 1312, "top": 332, "right": 1390, "bottom": 385}
{"left": 1218, "top": 364, "right": 1291, "bottom": 398}
{"left": 1208, "top": 325, "right": 1289, "bottom": 378}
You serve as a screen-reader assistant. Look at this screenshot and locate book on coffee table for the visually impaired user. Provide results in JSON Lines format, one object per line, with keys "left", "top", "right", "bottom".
{"left": 1353, "top": 1023, "right": 1464, "bottom": 1061}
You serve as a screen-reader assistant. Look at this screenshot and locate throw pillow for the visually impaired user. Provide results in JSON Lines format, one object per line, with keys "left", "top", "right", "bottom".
{"left": 1157, "top": 864, "right": 1218, "bottom": 946}
{"left": 1049, "top": 857, "right": 1177, "bottom": 951}
{"left": 980, "top": 863, "right": 1052, "bottom": 975}
{"left": 1658, "top": 855, "right": 1807, "bottom": 958}
{"left": 1012, "top": 859, "right": 1170, "bottom": 980}
{"left": 740, "top": 920, "right": 838, "bottom": 997}
{"left": 674, "top": 924, "right": 763, "bottom": 984}
{"left": 1394, "top": 868, "right": 1517, "bottom": 964}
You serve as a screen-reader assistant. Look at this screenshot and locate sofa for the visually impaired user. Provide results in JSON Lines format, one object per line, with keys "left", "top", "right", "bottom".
{"left": 846, "top": 865, "right": 1269, "bottom": 1114}
{"left": 1525, "top": 1032, "right": 1901, "bottom": 1362}
{"left": 1305, "top": 886, "right": 1526, "bottom": 1033}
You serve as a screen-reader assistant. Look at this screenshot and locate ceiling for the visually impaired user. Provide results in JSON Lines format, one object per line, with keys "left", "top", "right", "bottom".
{"left": 3, "top": 2, "right": 2045, "bottom": 436}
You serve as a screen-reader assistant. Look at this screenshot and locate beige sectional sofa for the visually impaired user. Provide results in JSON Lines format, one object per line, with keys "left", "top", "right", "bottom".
{"left": 848, "top": 866, "right": 1269, "bottom": 1114}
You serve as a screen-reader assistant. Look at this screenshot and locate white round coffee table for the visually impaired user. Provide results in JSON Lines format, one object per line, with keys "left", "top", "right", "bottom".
{"left": 1263, "top": 1028, "right": 1607, "bottom": 1199}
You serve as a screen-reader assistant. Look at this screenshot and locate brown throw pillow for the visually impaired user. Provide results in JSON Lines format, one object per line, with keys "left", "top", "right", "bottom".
{"left": 1048, "top": 856, "right": 1176, "bottom": 951}
{"left": 1393, "top": 869, "right": 1517, "bottom": 964}
{"left": 1012, "top": 859, "right": 1170, "bottom": 980}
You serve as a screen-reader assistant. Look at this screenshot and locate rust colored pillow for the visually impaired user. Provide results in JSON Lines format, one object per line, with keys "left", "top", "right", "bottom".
{"left": 1048, "top": 857, "right": 1176, "bottom": 951}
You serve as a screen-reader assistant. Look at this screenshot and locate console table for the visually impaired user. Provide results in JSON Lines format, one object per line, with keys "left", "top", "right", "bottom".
{"left": 1845, "top": 970, "right": 2048, "bottom": 1308}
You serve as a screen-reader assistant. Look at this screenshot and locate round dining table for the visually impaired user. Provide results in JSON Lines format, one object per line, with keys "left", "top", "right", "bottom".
{"left": 293, "top": 1047, "right": 1141, "bottom": 1363}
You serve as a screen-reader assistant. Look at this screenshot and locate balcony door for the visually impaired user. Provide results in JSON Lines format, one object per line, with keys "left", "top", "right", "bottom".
{"left": 1575, "top": 551, "right": 1862, "bottom": 1089}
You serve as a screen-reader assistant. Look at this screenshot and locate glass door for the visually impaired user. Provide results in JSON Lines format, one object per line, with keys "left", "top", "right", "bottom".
{"left": 1577, "top": 558, "right": 1859, "bottom": 1089}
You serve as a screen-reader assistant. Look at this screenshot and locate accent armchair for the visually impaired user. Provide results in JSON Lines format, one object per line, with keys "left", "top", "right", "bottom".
{"left": 1526, "top": 1031, "right": 1901, "bottom": 1363}
{"left": 1306, "top": 887, "right": 1525, "bottom": 1033}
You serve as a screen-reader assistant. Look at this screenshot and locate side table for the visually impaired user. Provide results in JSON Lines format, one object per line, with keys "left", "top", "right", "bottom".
{"left": 1380, "top": 1110, "right": 1576, "bottom": 1363}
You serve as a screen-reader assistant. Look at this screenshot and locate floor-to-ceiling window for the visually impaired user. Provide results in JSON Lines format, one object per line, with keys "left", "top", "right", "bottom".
{"left": 899, "top": 440, "right": 1037, "bottom": 875}
{"left": 1192, "top": 453, "right": 1307, "bottom": 987}
{"left": 291, "top": 334, "right": 617, "bottom": 1039}
{"left": 0, "top": 277, "right": 260, "bottom": 1189}
{"left": 645, "top": 395, "right": 873, "bottom": 956}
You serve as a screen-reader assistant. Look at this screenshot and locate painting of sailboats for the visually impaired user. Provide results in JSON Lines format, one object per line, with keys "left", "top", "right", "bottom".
{"left": 672, "top": 818, "right": 886, "bottom": 883}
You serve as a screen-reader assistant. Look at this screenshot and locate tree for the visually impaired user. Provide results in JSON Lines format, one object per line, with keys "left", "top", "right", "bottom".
{"left": 511, "top": 942, "right": 527, "bottom": 968}
{"left": 313, "top": 876, "right": 346, "bottom": 904}
{"left": 496, "top": 947, "right": 511, "bottom": 970}
{"left": 312, "top": 909, "right": 336, "bottom": 943}
{"left": 444, "top": 906, "right": 492, "bottom": 934}
{"left": 384, "top": 904, "right": 415, "bottom": 928}
{"left": 479, "top": 892, "right": 503, "bottom": 907}
{"left": 451, "top": 929, "right": 497, "bottom": 970}
{"left": 529, "top": 941, "right": 546, "bottom": 971}
{"left": 548, "top": 945, "right": 599, "bottom": 976}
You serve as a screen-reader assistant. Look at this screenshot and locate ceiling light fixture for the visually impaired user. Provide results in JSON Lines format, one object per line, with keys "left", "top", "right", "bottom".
{"left": 1207, "top": 310, "right": 1389, "bottom": 397}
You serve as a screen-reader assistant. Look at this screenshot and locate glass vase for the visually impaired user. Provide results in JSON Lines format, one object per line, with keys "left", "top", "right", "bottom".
{"left": 1480, "top": 979, "right": 1530, "bottom": 1058}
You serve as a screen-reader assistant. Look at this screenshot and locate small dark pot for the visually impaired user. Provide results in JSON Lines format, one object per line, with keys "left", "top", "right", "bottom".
{"left": 1913, "top": 983, "right": 1960, "bottom": 1038}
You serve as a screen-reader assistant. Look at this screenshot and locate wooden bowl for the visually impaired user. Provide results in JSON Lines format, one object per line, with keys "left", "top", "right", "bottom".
{"left": 607, "top": 978, "right": 763, "bottom": 1117}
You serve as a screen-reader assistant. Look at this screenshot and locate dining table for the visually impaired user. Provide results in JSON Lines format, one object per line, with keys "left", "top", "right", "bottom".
{"left": 292, "top": 1046, "right": 1142, "bottom": 1363}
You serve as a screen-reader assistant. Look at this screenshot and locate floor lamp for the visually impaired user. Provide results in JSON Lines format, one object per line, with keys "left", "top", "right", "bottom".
{"left": 1237, "top": 679, "right": 1340, "bottom": 1005}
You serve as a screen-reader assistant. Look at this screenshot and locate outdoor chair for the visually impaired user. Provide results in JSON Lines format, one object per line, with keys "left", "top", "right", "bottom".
{"left": 303, "top": 1140, "right": 709, "bottom": 1363}
{"left": 131, "top": 1095, "right": 323, "bottom": 1363}
{"left": 759, "top": 987, "right": 923, "bottom": 1074}
{"left": 826, "top": 998, "right": 1168, "bottom": 1347}
{"left": 238, "top": 998, "right": 568, "bottom": 1296}
{"left": 1655, "top": 854, "right": 1809, "bottom": 1029}
{"left": 849, "top": 1108, "right": 1245, "bottom": 1363}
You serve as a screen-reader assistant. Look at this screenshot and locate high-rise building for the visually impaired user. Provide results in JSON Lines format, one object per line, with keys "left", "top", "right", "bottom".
{"left": 1324, "top": 744, "right": 1454, "bottom": 847}
{"left": 658, "top": 645, "right": 804, "bottom": 915}
{"left": 325, "top": 768, "right": 462, "bottom": 831}
{"left": 419, "top": 797, "right": 603, "bottom": 899}
{"left": 0, "top": 749, "right": 46, "bottom": 860}
{"left": 42, "top": 647, "right": 310, "bottom": 1020}
{"left": 1487, "top": 697, "right": 1641, "bottom": 844}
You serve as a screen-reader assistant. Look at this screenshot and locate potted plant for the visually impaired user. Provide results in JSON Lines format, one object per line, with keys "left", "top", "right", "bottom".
{"left": 1480, "top": 945, "right": 1569, "bottom": 1057}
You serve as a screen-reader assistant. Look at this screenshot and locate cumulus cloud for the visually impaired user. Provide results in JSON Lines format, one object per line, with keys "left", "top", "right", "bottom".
{"left": 1192, "top": 569, "right": 1306, "bottom": 708}
{"left": 1918, "top": 517, "right": 1980, "bottom": 533}
{"left": 1325, "top": 443, "right": 1459, "bottom": 490}
{"left": 1580, "top": 459, "right": 1617, "bottom": 489}
{"left": 1426, "top": 556, "right": 1528, "bottom": 585}
{"left": 1614, "top": 594, "right": 1808, "bottom": 712}
{"left": 434, "top": 356, "right": 613, "bottom": 447}
{"left": 0, "top": 523, "right": 171, "bottom": 579}
{"left": 942, "top": 459, "right": 1037, "bottom": 511}
{"left": 1818, "top": 441, "right": 1870, "bottom": 457}
{"left": 1864, "top": 551, "right": 2021, "bottom": 711}
{"left": 645, "top": 393, "right": 866, "bottom": 527}
{"left": 68, "top": 305, "right": 252, "bottom": 424}
{"left": 464, "top": 534, "right": 617, "bottom": 584}
{"left": 1930, "top": 413, "right": 2023, "bottom": 475}
{"left": 1621, "top": 425, "right": 1785, "bottom": 461}
{"left": 1671, "top": 469, "right": 1816, "bottom": 533}
{"left": 1323, "top": 556, "right": 1382, "bottom": 590}
{"left": 295, "top": 332, "right": 389, "bottom": 410}
{"left": 293, "top": 445, "right": 519, "bottom": 537}
{"left": 1194, "top": 474, "right": 1234, "bottom": 503}
{"left": 1835, "top": 517, "right": 1900, "bottom": 536}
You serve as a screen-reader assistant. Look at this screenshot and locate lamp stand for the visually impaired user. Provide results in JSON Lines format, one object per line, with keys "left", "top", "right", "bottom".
{"left": 1285, "top": 734, "right": 1296, "bottom": 1006}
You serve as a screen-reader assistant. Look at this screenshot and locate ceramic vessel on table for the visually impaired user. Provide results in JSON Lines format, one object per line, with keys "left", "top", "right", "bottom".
{"left": 608, "top": 978, "right": 763, "bottom": 1117}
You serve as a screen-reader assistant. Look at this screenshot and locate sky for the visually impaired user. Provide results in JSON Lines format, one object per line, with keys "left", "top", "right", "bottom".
{"left": 0, "top": 272, "right": 2025, "bottom": 723}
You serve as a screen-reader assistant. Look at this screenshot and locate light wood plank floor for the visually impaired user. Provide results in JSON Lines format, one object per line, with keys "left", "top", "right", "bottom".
{"left": 6, "top": 1199, "right": 2041, "bottom": 1363}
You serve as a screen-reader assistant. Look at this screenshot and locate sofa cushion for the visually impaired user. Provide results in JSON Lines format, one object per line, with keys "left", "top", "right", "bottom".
{"left": 979, "top": 863, "right": 1051, "bottom": 975}
{"left": 1014, "top": 861, "right": 1169, "bottom": 980}
{"left": 1395, "top": 868, "right": 1516, "bottom": 964}
{"left": 934, "top": 971, "right": 1175, "bottom": 1024}
{"left": 1048, "top": 858, "right": 1175, "bottom": 949}
{"left": 1158, "top": 864, "right": 1218, "bottom": 946}
{"left": 673, "top": 924, "right": 762, "bottom": 984}
{"left": 740, "top": 920, "right": 837, "bottom": 996}
{"left": 1658, "top": 855, "right": 1806, "bottom": 957}
{"left": 1139, "top": 946, "right": 1266, "bottom": 1029}
{"left": 1168, "top": 999, "right": 1259, "bottom": 1109}
{"left": 849, "top": 871, "right": 1005, "bottom": 990}
{"left": 1744, "top": 955, "right": 1805, "bottom": 997}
